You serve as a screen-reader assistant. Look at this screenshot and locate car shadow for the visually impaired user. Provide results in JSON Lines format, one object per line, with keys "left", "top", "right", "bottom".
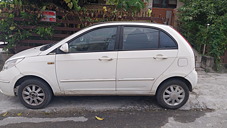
{"left": 48, "top": 96, "right": 161, "bottom": 111}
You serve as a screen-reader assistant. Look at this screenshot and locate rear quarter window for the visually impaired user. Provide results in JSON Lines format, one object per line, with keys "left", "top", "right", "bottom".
{"left": 160, "top": 31, "right": 177, "bottom": 49}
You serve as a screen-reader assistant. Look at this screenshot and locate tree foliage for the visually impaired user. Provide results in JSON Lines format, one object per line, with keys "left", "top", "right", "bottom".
{"left": 107, "top": 0, "right": 145, "bottom": 12}
{"left": 178, "top": 0, "right": 227, "bottom": 69}
{"left": 0, "top": 0, "right": 147, "bottom": 52}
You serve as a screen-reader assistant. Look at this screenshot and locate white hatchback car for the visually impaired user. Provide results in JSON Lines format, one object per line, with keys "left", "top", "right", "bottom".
{"left": 0, "top": 22, "right": 197, "bottom": 109}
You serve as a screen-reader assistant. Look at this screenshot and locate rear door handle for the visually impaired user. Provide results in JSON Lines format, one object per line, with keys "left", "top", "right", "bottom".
{"left": 99, "top": 56, "right": 113, "bottom": 61}
{"left": 153, "top": 54, "right": 168, "bottom": 59}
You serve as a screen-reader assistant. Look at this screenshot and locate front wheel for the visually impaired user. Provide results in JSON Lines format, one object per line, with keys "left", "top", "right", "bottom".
{"left": 18, "top": 79, "right": 52, "bottom": 109}
{"left": 156, "top": 79, "right": 189, "bottom": 109}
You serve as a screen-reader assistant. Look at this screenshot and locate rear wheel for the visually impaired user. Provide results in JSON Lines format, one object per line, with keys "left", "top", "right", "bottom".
{"left": 18, "top": 79, "right": 52, "bottom": 109}
{"left": 156, "top": 79, "right": 189, "bottom": 109}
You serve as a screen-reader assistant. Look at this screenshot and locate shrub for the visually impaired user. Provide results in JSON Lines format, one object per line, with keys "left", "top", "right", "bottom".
{"left": 178, "top": 0, "right": 227, "bottom": 70}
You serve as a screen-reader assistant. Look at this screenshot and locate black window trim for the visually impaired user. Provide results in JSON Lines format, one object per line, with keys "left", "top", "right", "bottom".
{"left": 56, "top": 25, "right": 121, "bottom": 54}
{"left": 118, "top": 25, "right": 178, "bottom": 51}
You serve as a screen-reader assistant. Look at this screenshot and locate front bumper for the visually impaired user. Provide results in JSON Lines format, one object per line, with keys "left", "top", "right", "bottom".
{"left": 0, "top": 66, "right": 22, "bottom": 96}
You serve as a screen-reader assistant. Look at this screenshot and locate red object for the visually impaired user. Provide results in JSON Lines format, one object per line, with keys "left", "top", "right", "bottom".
{"left": 40, "top": 11, "right": 56, "bottom": 22}
{"left": 42, "top": 11, "right": 55, "bottom": 16}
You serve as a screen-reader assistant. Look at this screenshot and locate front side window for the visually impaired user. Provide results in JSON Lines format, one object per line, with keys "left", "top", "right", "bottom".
{"left": 68, "top": 27, "right": 117, "bottom": 53}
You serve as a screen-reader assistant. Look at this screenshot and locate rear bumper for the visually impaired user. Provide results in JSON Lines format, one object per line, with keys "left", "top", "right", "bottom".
{"left": 185, "top": 69, "right": 198, "bottom": 90}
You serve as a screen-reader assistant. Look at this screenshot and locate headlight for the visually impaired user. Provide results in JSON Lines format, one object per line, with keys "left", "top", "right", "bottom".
{"left": 3, "top": 58, "right": 24, "bottom": 70}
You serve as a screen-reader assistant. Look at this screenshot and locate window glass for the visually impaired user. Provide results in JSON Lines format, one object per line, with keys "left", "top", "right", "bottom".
{"left": 123, "top": 27, "right": 159, "bottom": 50}
{"left": 160, "top": 31, "right": 177, "bottom": 48}
{"left": 68, "top": 27, "right": 117, "bottom": 53}
{"left": 169, "top": 0, "right": 177, "bottom": 4}
{"left": 153, "top": 0, "right": 160, "bottom": 4}
{"left": 153, "top": 0, "right": 177, "bottom": 8}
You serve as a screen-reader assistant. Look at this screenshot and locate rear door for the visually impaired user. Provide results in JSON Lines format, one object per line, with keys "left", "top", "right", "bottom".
{"left": 116, "top": 26, "right": 178, "bottom": 92}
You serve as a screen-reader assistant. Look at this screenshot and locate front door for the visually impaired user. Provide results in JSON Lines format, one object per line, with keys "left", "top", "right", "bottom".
{"left": 56, "top": 27, "right": 118, "bottom": 94}
{"left": 117, "top": 26, "right": 178, "bottom": 92}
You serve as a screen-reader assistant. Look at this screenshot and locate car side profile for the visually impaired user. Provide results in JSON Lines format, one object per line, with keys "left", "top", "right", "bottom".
{"left": 0, "top": 22, "right": 197, "bottom": 109}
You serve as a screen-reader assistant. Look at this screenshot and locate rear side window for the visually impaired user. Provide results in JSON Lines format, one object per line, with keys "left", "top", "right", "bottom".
{"left": 123, "top": 27, "right": 159, "bottom": 50}
{"left": 122, "top": 26, "right": 177, "bottom": 50}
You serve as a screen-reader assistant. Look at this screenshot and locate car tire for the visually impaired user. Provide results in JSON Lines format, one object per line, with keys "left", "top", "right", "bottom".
{"left": 156, "top": 79, "right": 189, "bottom": 109}
{"left": 18, "top": 79, "right": 52, "bottom": 109}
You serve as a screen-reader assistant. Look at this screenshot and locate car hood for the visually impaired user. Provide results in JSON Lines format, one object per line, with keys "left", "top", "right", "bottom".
{"left": 7, "top": 46, "right": 43, "bottom": 61}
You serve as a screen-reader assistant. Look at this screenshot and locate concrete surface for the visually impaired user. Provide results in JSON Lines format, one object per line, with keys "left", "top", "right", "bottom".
{"left": 0, "top": 109, "right": 209, "bottom": 128}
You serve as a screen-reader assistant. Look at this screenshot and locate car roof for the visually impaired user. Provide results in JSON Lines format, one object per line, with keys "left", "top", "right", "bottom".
{"left": 91, "top": 21, "right": 171, "bottom": 28}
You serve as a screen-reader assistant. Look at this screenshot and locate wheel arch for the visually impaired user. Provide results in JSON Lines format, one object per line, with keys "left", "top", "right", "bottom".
{"left": 14, "top": 75, "right": 54, "bottom": 96}
{"left": 155, "top": 77, "right": 192, "bottom": 95}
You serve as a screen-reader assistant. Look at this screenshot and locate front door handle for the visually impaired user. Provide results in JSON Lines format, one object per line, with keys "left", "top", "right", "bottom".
{"left": 99, "top": 56, "right": 113, "bottom": 61}
{"left": 153, "top": 54, "right": 168, "bottom": 59}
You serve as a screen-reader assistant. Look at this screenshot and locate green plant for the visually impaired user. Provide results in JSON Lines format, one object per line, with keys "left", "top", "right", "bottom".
{"left": 178, "top": 0, "right": 227, "bottom": 70}
{"left": 0, "top": 0, "right": 149, "bottom": 53}
{"left": 0, "top": 13, "right": 31, "bottom": 52}
{"left": 35, "top": 27, "right": 53, "bottom": 39}
{"left": 64, "top": 0, "right": 81, "bottom": 11}
{"left": 0, "top": 0, "right": 59, "bottom": 52}
{"left": 107, "top": 0, "right": 146, "bottom": 13}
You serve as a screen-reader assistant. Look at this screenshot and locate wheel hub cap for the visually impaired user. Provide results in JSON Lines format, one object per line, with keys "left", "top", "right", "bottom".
{"left": 30, "top": 92, "right": 38, "bottom": 99}
{"left": 22, "top": 85, "right": 45, "bottom": 106}
{"left": 163, "top": 85, "right": 185, "bottom": 106}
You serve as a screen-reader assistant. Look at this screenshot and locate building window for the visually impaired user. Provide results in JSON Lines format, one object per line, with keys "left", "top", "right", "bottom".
{"left": 153, "top": 0, "right": 177, "bottom": 8}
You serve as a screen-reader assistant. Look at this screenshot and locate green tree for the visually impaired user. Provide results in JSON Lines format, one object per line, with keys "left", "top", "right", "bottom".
{"left": 178, "top": 0, "right": 227, "bottom": 69}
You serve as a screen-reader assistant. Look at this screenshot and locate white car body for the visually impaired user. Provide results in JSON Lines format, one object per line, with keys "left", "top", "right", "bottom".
{"left": 0, "top": 22, "right": 197, "bottom": 109}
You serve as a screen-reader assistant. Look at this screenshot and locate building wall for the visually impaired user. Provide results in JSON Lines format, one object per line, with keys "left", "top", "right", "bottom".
{"left": 147, "top": 0, "right": 153, "bottom": 8}
{"left": 176, "top": 0, "right": 184, "bottom": 8}
{"left": 173, "top": 0, "right": 184, "bottom": 28}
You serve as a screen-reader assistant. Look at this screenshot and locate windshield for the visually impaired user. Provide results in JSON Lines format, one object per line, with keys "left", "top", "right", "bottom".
{"left": 40, "top": 43, "right": 56, "bottom": 51}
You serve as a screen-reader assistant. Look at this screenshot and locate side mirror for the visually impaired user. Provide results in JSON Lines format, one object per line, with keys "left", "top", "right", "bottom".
{"left": 59, "top": 43, "right": 69, "bottom": 53}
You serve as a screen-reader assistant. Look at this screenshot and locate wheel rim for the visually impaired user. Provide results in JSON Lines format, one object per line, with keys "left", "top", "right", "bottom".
{"left": 22, "top": 84, "right": 45, "bottom": 106}
{"left": 163, "top": 85, "right": 185, "bottom": 106}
